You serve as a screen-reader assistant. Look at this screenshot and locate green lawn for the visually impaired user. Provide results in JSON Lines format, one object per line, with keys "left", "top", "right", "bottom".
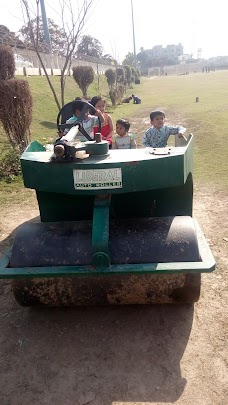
{"left": 0, "top": 71, "right": 227, "bottom": 206}
{"left": 134, "top": 71, "right": 228, "bottom": 185}
{"left": 0, "top": 75, "right": 136, "bottom": 145}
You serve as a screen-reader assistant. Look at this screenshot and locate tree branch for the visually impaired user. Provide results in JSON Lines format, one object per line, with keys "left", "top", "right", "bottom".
{"left": 22, "top": 0, "right": 95, "bottom": 109}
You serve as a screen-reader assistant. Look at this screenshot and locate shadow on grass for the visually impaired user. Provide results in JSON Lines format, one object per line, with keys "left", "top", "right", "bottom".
{"left": 0, "top": 215, "right": 193, "bottom": 404}
{"left": 40, "top": 121, "right": 56, "bottom": 130}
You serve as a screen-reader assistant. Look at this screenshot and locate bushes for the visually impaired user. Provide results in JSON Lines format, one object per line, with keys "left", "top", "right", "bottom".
{"left": 72, "top": 65, "right": 94, "bottom": 98}
{"left": 124, "top": 65, "right": 132, "bottom": 86}
{"left": 0, "top": 45, "right": 15, "bottom": 80}
{"left": 109, "top": 88, "right": 118, "bottom": 106}
{"left": 0, "top": 147, "right": 21, "bottom": 183}
{"left": 135, "top": 68, "right": 141, "bottom": 84}
{"left": 109, "top": 85, "right": 125, "bottom": 106}
{"left": 105, "top": 67, "right": 126, "bottom": 106}
{"left": 136, "top": 68, "right": 141, "bottom": 77}
{"left": 105, "top": 64, "right": 141, "bottom": 106}
{"left": 0, "top": 46, "right": 32, "bottom": 158}
{"left": 130, "top": 67, "right": 136, "bottom": 83}
{"left": 105, "top": 69, "right": 116, "bottom": 90}
{"left": 0, "top": 79, "right": 32, "bottom": 152}
{"left": 116, "top": 67, "right": 125, "bottom": 84}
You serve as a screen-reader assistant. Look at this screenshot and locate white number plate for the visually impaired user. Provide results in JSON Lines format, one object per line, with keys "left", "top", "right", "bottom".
{"left": 73, "top": 168, "right": 122, "bottom": 189}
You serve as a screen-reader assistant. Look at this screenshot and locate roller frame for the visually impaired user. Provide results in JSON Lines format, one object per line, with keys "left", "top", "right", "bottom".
{"left": 0, "top": 220, "right": 215, "bottom": 279}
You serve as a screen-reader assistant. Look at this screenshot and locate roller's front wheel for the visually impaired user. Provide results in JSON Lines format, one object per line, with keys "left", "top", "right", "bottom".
{"left": 12, "top": 273, "right": 201, "bottom": 307}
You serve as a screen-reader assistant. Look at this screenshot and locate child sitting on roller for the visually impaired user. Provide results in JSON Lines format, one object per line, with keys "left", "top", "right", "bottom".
{"left": 64, "top": 99, "right": 104, "bottom": 142}
{"left": 112, "top": 119, "right": 137, "bottom": 149}
{"left": 90, "top": 96, "right": 114, "bottom": 147}
{"left": 142, "top": 110, "right": 186, "bottom": 148}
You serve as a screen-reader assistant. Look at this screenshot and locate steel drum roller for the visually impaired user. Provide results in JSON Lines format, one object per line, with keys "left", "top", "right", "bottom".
{"left": 10, "top": 216, "right": 200, "bottom": 267}
{"left": 10, "top": 216, "right": 201, "bottom": 306}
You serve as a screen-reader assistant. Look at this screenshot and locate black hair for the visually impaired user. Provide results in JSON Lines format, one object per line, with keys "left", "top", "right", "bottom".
{"left": 90, "top": 96, "right": 106, "bottom": 107}
{"left": 150, "top": 110, "right": 165, "bottom": 121}
{"left": 71, "top": 99, "right": 87, "bottom": 114}
{"left": 116, "top": 119, "right": 130, "bottom": 131}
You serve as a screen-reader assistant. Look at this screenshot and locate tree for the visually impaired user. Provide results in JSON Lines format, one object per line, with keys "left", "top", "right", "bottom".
{"left": 77, "top": 35, "right": 103, "bottom": 58}
{"left": 137, "top": 50, "right": 150, "bottom": 70}
{"left": 19, "top": 18, "right": 67, "bottom": 55}
{"left": 103, "top": 54, "right": 117, "bottom": 65}
{"left": 21, "top": 0, "right": 95, "bottom": 109}
{"left": 0, "top": 25, "right": 24, "bottom": 48}
{"left": 122, "top": 52, "right": 135, "bottom": 67}
{"left": 73, "top": 66, "right": 94, "bottom": 98}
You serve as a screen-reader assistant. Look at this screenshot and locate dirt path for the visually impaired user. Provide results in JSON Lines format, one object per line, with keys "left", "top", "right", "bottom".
{"left": 0, "top": 183, "right": 227, "bottom": 405}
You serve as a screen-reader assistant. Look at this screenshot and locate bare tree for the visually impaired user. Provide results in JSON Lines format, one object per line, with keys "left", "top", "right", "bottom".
{"left": 21, "top": 0, "right": 94, "bottom": 110}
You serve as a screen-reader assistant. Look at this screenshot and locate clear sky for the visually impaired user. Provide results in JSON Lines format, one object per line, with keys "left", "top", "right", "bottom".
{"left": 1, "top": 0, "right": 227, "bottom": 62}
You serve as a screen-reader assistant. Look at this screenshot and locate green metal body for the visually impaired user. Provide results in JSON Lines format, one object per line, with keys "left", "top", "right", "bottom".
{"left": 23, "top": 138, "right": 194, "bottom": 222}
{"left": 84, "top": 140, "right": 109, "bottom": 156}
{"left": 0, "top": 134, "right": 215, "bottom": 278}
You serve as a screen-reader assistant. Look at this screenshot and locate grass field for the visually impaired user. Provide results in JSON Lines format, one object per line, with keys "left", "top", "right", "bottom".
{"left": 0, "top": 70, "right": 227, "bottom": 206}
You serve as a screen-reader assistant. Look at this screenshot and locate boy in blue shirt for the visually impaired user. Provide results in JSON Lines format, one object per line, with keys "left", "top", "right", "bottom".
{"left": 132, "top": 94, "right": 141, "bottom": 104}
{"left": 142, "top": 110, "right": 186, "bottom": 148}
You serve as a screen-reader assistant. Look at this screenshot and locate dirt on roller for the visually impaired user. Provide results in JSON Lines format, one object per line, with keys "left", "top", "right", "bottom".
{"left": 0, "top": 184, "right": 227, "bottom": 405}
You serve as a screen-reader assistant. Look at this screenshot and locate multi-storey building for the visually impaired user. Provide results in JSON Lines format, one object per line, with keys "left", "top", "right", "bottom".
{"left": 145, "top": 43, "right": 183, "bottom": 60}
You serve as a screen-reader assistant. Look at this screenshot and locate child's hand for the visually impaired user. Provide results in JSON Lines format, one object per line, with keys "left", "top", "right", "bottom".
{"left": 57, "top": 129, "right": 64, "bottom": 137}
{"left": 95, "top": 109, "right": 105, "bottom": 124}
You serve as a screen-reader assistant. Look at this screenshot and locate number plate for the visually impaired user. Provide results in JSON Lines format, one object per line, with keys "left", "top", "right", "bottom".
{"left": 73, "top": 168, "right": 122, "bottom": 189}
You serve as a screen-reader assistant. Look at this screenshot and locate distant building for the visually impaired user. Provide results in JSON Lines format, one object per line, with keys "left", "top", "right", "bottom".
{"left": 145, "top": 43, "right": 183, "bottom": 60}
{"left": 178, "top": 54, "right": 193, "bottom": 63}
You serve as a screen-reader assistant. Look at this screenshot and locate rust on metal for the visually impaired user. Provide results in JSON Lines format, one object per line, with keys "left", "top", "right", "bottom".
{"left": 12, "top": 273, "right": 201, "bottom": 307}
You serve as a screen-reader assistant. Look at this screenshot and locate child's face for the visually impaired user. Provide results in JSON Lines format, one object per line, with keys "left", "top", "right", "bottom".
{"left": 116, "top": 123, "right": 127, "bottom": 137}
{"left": 151, "top": 115, "right": 165, "bottom": 129}
{"left": 95, "top": 100, "right": 106, "bottom": 113}
{"left": 75, "top": 109, "right": 89, "bottom": 119}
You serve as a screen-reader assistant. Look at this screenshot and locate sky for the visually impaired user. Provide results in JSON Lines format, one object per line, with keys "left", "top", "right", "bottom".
{"left": 1, "top": 0, "right": 228, "bottom": 62}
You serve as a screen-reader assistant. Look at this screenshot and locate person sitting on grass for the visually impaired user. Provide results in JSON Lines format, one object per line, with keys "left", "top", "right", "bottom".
{"left": 142, "top": 110, "right": 186, "bottom": 148}
{"left": 112, "top": 119, "right": 137, "bottom": 149}
{"left": 64, "top": 99, "right": 104, "bottom": 142}
{"left": 122, "top": 96, "right": 133, "bottom": 103}
{"left": 132, "top": 94, "right": 141, "bottom": 104}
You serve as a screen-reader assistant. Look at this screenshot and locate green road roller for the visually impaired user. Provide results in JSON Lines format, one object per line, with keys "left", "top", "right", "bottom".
{"left": 0, "top": 101, "right": 215, "bottom": 306}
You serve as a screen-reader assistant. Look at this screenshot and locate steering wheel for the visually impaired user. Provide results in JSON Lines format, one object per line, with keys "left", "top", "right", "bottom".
{"left": 56, "top": 100, "right": 101, "bottom": 141}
